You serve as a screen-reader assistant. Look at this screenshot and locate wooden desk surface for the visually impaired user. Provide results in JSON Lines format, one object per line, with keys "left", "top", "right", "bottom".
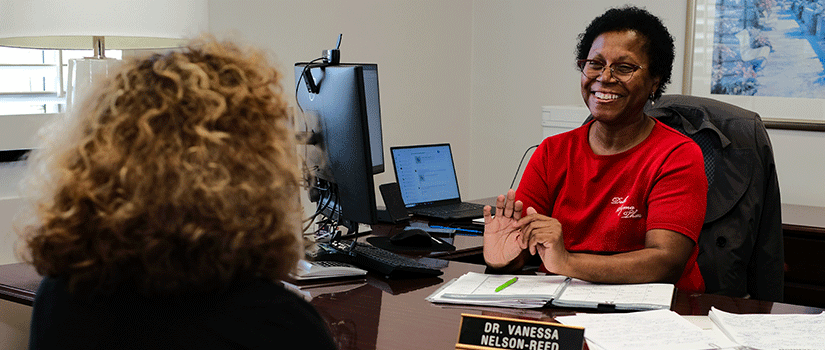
{"left": 0, "top": 262, "right": 41, "bottom": 306}
{"left": 367, "top": 219, "right": 484, "bottom": 260}
{"left": 3, "top": 260, "right": 822, "bottom": 350}
{"left": 304, "top": 260, "right": 823, "bottom": 350}
{"left": 367, "top": 196, "right": 494, "bottom": 261}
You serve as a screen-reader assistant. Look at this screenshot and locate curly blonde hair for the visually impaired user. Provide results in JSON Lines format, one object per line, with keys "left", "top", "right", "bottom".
{"left": 21, "top": 37, "right": 302, "bottom": 296}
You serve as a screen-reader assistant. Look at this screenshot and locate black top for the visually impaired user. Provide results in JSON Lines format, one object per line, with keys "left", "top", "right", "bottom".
{"left": 30, "top": 276, "right": 338, "bottom": 349}
{"left": 647, "top": 94, "right": 784, "bottom": 301}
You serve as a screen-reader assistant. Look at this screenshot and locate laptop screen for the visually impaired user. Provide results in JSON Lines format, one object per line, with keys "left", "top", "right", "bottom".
{"left": 391, "top": 144, "right": 461, "bottom": 208}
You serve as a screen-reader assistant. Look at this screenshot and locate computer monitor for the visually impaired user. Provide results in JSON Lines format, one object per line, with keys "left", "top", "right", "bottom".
{"left": 295, "top": 62, "right": 384, "bottom": 235}
{"left": 360, "top": 64, "right": 384, "bottom": 174}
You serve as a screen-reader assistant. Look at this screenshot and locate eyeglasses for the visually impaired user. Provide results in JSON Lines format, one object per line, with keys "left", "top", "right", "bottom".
{"left": 576, "top": 59, "right": 644, "bottom": 83}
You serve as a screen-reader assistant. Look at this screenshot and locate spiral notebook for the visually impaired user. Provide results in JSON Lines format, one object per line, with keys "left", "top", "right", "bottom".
{"left": 426, "top": 272, "right": 675, "bottom": 310}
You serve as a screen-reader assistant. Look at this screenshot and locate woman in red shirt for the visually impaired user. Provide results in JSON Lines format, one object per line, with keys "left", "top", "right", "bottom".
{"left": 483, "top": 6, "right": 707, "bottom": 293}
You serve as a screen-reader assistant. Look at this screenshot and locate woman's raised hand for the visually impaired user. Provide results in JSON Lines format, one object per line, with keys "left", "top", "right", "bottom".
{"left": 482, "top": 189, "right": 526, "bottom": 269}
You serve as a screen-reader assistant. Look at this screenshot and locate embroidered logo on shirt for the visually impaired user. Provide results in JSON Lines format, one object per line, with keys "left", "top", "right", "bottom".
{"left": 610, "top": 197, "right": 627, "bottom": 205}
{"left": 612, "top": 196, "right": 643, "bottom": 219}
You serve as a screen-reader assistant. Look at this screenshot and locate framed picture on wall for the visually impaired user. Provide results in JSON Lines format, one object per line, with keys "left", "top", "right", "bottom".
{"left": 686, "top": 0, "right": 825, "bottom": 131}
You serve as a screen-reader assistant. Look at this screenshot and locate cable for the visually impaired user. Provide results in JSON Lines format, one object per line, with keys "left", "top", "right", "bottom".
{"left": 302, "top": 180, "right": 347, "bottom": 242}
{"left": 296, "top": 57, "right": 330, "bottom": 234}
{"left": 294, "top": 57, "right": 326, "bottom": 115}
{"left": 509, "top": 144, "right": 539, "bottom": 190}
{"left": 302, "top": 179, "right": 333, "bottom": 232}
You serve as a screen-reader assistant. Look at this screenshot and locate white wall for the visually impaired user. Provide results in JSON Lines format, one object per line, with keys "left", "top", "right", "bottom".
{"left": 0, "top": 114, "right": 55, "bottom": 264}
{"left": 207, "top": 0, "right": 474, "bottom": 212}
{"left": 1, "top": 1, "right": 820, "bottom": 257}
{"left": 768, "top": 129, "right": 825, "bottom": 206}
{"left": 208, "top": 0, "right": 823, "bottom": 207}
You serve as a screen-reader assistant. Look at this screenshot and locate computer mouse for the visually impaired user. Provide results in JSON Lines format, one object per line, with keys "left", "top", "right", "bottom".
{"left": 389, "top": 228, "right": 434, "bottom": 247}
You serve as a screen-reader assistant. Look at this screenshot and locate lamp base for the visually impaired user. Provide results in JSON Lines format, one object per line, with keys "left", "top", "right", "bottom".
{"left": 66, "top": 58, "right": 119, "bottom": 111}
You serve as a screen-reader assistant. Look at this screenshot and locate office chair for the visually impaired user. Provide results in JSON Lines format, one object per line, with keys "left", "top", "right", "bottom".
{"left": 645, "top": 94, "right": 784, "bottom": 302}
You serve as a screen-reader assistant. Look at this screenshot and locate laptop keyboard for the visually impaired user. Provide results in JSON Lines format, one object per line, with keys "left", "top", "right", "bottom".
{"left": 414, "top": 202, "right": 485, "bottom": 216}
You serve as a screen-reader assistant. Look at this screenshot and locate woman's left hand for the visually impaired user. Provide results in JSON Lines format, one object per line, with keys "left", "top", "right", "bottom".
{"left": 482, "top": 190, "right": 526, "bottom": 269}
{"left": 515, "top": 207, "right": 570, "bottom": 274}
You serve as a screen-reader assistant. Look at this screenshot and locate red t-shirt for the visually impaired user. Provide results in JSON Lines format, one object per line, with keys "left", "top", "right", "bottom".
{"left": 516, "top": 120, "right": 707, "bottom": 293}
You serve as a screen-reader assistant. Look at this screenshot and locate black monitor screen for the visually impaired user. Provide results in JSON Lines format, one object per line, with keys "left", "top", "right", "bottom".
{"left": 295, "top": 63, "right": 383, "bottom": 233}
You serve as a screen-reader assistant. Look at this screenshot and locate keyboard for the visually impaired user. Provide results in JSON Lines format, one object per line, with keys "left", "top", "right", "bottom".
{"left": 310, "top": 240, "right": 443, "bottom": 278}
{"left": 410, "top": 202, "right": 485, "bottom": 219}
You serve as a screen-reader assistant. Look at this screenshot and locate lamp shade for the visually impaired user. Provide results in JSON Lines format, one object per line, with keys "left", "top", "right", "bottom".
{"left": 0, "top": 0, "right": 208, "bottom": 50}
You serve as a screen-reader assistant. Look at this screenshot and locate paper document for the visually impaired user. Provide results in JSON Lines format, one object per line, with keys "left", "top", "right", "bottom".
{"left": 552, "top": 278, "right": 674, "bottom": 310}
{"left": 556, "top": 309, "right": 739, "bottom": 350}
{"left": 426, "top": 272, "right": 674, "bottom": 310}
{"left": 426, "top": 273, "right": 567, "bottom": 308}
{"left": 709, "top": 307, "right": 825, "bottom": 350}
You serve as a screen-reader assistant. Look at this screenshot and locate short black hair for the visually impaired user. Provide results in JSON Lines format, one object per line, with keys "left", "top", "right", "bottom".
{"left": 575, "top": 6, "right": 674, "bottom": 100}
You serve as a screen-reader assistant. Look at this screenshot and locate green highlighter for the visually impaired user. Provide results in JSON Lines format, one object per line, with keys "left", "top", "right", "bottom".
{"left": 494, "top": 277, "right": 518, "bottom": 292}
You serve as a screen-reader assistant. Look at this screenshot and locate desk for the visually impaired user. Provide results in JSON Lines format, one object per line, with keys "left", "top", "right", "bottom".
{"left": 376, "top": 201, "right": 825, "bottom": 308}
{"left": 782, "top": 203, "right": 825, "bottom": 308}
{"left": 367, "top": 219, "right": 484, "bottom": 262}
{"left": 4, "top": 202, "right": 823, "bottom": 348}
{"left": 304, "top": 260, "right": 824, "bottom": 350}
{"left": 2, "top": 261, "right": 822, "bottom": 350}
{"left": 371, "top": 196, "right": 493, "bottom": 263}
{"left": 0, "top": 262, "right": 41, "bottom": 306}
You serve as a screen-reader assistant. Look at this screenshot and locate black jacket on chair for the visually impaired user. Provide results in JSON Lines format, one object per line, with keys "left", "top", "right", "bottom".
{"left": 646, "top": 94, "right": 784, "bottom": 301}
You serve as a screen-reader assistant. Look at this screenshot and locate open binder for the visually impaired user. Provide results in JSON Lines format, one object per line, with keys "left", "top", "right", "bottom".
{"left": 426, "top": 272, "right": 674, "bottom": 310}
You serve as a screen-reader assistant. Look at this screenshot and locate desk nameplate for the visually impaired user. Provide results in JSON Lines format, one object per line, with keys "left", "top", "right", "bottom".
{"left": 456, "top": 313, "right": 583, "bottom": 350}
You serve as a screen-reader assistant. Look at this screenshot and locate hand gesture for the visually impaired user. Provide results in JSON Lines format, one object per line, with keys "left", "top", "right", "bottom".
{"left": 516, "top": 207, "right": 569, "bottom": 274}
{"left": 482, "top": 189, "right": 526, "bottom": 269}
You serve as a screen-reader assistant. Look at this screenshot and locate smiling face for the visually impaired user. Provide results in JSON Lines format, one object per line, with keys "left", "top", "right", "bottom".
{"left": 581, "top": 30, "right": 660, "bottom": 126}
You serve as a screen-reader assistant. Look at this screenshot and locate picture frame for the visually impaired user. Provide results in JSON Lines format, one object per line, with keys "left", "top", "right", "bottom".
{"left": 685, "top": 0, "right": 825, "bottom": 131}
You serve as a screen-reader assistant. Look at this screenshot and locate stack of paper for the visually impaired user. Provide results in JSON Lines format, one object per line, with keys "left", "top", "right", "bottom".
{"left": 426, "top": 272, "right": 567, "bottom": 308}
{"left": 555, "top": 310, "right": 739, "bottom": 350}
{"left": 709, "top": 307, "right": 825, "bottom": 350}
{"left": 426, "top": 272, "right": 674, "bottom": 310}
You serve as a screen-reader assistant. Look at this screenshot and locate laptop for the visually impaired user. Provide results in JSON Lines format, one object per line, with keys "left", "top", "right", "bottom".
{"left": 390, "top": 143, "right": 486, "bottom": 220}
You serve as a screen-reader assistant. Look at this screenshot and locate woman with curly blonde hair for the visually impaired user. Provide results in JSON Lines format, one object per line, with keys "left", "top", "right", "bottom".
{"left": 23, "top": 38, "right": 336, "bottom": 349}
